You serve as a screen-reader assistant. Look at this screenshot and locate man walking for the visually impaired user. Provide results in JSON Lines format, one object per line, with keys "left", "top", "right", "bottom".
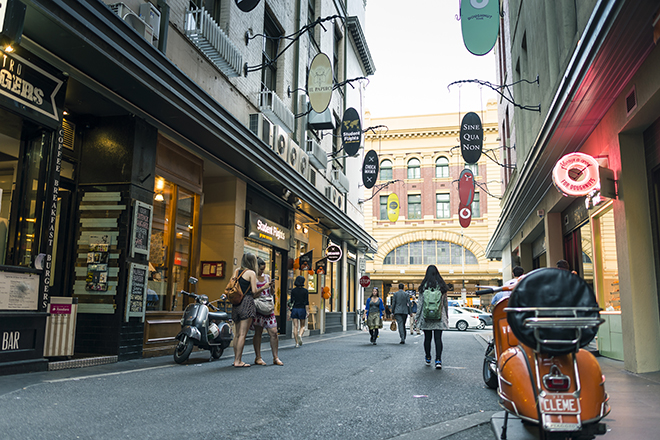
{"left": 391, "top": 283, "right": 411, "bottom": 344}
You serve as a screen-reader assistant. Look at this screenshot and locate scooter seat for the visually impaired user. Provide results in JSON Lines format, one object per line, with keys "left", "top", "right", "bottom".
{"left": 507, "top": 268, "right": 599, "bottom": 355}
{"left": 209, "top": 311, "right": 230, "bottom": 321}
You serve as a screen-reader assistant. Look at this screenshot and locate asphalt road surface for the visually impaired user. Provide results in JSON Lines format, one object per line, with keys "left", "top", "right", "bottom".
{"left": 0, "top": 326, "right": 499, "bottom": 440}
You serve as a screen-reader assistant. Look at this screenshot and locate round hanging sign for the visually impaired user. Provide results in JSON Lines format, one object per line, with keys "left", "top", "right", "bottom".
{"left": 552, "top": 152, "right": 600, "bottom": 197}
{"left": 235, "top": 0, "right": 261, "bottom": 12}
{"left": 387, "top": 193, "right": 400, "bottom": 222}
{"left": 341, "top": 107, "right": 362, "bottom": 156}
{"left": 458, "top": 169, "right": 475, "bottom": 206}
{"left": 460, "top": 0, "right": 500, "bottom": 56}
{"left": 308, "top": 53, "right": 333, "bottom": 113}
{"left": 460, "top": 112, "right": 483, "bottom": 164}
{"left": 362, "top": 149, "right": 379, "bottom": 189}
{"left": 459, "top": 202, "right": 472, "bottom": 228}
{"left": 326, "top": 244, "right": 342, "bottom": 262}
{"left": 359, "top": 276, "right": 371, "bottom": 288}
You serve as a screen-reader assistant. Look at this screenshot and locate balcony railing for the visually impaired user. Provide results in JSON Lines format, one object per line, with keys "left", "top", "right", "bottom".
{"left": 259, "top": 89, "right": 295, "bottom": 134}
{"left": 184, "top": 7, "right": 242, "bottom": 78}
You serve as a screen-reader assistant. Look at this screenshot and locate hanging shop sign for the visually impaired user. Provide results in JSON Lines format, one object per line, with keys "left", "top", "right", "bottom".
{"left": 308, "top": 53, "right": 333, "bottom": 113}
{"left": 235, "top": 0, "right": 260, "bottom": 13}
{"left": 387, "top": 193, "right": 400, "bottom": 222}
{"left": 459, "top": 202, "right": 472, "bottom": 228}
{"left": 299, "top": 250, "right": 313, "bottom": 271}
{"left": 341, "top": 107, "right": 362, "bottom": 156}
{"left": 315, "top": 258, "right": 327, "bottom": 275}
{"left": 362, "top": 149, "right": 379, "bottom": 189}
{"left": 552, "top": 152, "right": 600, "bottom": 197}
{"left": 247, "top": 211, "right": 290, "bottom": 250}
{"left": 0, "top": 46, "right": 66, "bottom": 128}
{"left": 458, "top": 169, "right": 475, "bottom": 205}
{"left": 460, "top": 0, "right": 500, "bottom": 56}
{"left": 460, "top": 112, "right": 483, "bottom": 164}
{"left": 326, "top": 244, "right": 342, "bottom": 262}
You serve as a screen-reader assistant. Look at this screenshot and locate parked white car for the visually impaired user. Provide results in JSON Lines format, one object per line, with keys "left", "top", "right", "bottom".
{"left": 448, "top": 306, "right": 481, "bottom": 331}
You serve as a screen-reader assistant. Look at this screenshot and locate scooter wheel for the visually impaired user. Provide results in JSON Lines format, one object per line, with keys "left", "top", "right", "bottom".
{"left": 211, "top": 346, "right": 224, "bottom": 359}
{"left": 483, "top": 356, "right": 498, "bottom": 389}
{"left": 174, "top": 337, "right": 194, "bottom": 364}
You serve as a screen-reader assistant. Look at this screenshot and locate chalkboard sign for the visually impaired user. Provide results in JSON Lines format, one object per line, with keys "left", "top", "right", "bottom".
{"left": 131, "top": 201, "right": 153, "bottom": 258}
{"left": 126, "top": 263, "right": 148, "bottom": 322}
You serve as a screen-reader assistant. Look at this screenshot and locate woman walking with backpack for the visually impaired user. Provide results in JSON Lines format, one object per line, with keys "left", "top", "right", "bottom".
{"left": 415, "top": 265, "right": 449, "bottom": 369}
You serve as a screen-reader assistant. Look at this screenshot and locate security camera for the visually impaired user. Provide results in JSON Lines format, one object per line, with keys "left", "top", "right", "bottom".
{"left": 537, "top": 209, "right": 545, "bottom": 218}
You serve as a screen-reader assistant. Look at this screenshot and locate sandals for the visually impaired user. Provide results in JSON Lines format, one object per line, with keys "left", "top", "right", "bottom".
{"left": 273, "top": 358, "right": 284, "bottom": 366}
{"left": 233, "top": 362, "right": 251, "bottom": 368}
{"left": 254, "top": 358, "right": 267, "bottom": 366}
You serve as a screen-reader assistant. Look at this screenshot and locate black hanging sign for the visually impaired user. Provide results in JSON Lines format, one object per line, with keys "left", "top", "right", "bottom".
{"left": 326, "top": 244, "right": 342, "bottom": 263}
{"left": 235, "top": 0, "right": 261, "bottom": 13}
{"left": 362, "top": 149, "right": 379, "bottom": 189}
{"left": 460, "top": 112, "right": 483, "bottom": 164}
{"left": 341, "top": 107, "right": 361, "bottom": 156}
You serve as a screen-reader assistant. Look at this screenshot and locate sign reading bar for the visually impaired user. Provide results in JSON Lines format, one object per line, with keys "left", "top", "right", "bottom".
{"left": 461, "top": 0, "right": 500, "bottom": 56}
{"left": 552, "top": 153, "right": 600, "bottom": 197}
{"left": 247, "top": 211, "right": 290, "bottom": 250}
{"left": 341, "top": 107, "right": 362, "bottom": 156}
{"left": 131, "top": 201, "right": 153, "bottom": 258}
{"left": 126, "top": 263, "right": 148, "bottom": 322}
{"left": 362, "top": 149, "right": 379, "bottom": 189}
{"left": 308, "top": 53, "right": 333, "bottom": 113}
{"left": 460, "top": 112, "right": 483, "bottom": 164}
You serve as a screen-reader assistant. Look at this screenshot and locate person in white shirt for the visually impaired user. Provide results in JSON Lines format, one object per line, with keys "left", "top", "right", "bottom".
{"left": 492, "top": 266, "right": 524, "bottom": 305}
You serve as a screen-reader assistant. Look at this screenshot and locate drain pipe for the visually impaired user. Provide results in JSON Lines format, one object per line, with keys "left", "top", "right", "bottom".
{"left": 157, "top": 0, "right": 170, "bottom": 54}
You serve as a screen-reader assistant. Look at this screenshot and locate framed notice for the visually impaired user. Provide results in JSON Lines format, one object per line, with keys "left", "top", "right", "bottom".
{"left": 0, "top": 269, "right": 40, "bottom": 311}
{"left": 125, "top": 263, "right": 148, "bottom": 322}
{"left": 201, "top": 261, "right": 226, "bottom": 278}
{"left": 131, "top": 201, "right": 153, "bottom": 258}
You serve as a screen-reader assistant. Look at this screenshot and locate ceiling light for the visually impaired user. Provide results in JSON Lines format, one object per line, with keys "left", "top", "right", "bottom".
{"left": 295, "top": 223, "right": 301, "bottom": 230}
{"left": 154, "top": 193, "right": 164, "bottom": 202}
{"left": 303, "top": 227, "right": 308, "bottom": 234}
{"left": 4, "top": 45, "right": 14, "bottom": 53}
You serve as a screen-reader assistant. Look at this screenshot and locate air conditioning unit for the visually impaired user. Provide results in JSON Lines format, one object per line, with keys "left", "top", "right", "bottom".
{"left": 139, "top": 2, "right": 161, "bottom": 43}
{"left": 249, "top": 113, "right": 274, "bottom": 148}
{"left": 332, "top": 169, "right": 350, "bottom": 194}
{"left": 109, "top": 3, "right": 154, "bottom": 43}
{"left": 306, "top": 138, "right": 327, "bottom": 171}
{"left": 336, "top": 192, "right": 344, "bottom": 210}
{"left": 273, "top": 126, "right": 288, "bottom": 160}
{"left": 288, "top": 140, "right": 300, "bottom": 169}
{"left": 325, "top": 185, "right": 339, "bottom": 206}
{"left": 298, "top": 149, "right": 310, "bottom": 180}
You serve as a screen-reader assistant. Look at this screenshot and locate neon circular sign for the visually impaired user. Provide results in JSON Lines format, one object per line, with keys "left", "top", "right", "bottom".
{"left": 552, "top": 153, "right": 600, "bottom": 197}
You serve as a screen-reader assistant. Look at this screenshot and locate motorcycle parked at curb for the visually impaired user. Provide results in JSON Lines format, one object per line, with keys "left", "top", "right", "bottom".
{"left": 174, "top": 277, "right": 233, "bottom": 364}
{"left": 476, "top": 268, "right": 610, "bottom": 440}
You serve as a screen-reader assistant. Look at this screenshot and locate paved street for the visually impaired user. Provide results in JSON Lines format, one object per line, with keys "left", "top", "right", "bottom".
{"left": 0, "top": 327, "right": 498, "bottom": 440}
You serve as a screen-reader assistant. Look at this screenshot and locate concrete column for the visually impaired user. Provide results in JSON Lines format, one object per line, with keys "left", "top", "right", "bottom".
{"left": 544, "top": 212, "right": 564, "bottom": 268}
{"left": 341, "top": 241, "right": 348, "bottom": 331}
{"left": 615, "top": 134, "right": 660, "bottom": 373}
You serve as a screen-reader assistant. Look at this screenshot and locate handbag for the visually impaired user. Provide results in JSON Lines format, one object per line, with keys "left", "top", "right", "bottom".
{"left": 225, "top": 269, "right": 247, "bottom": 305}
{"left": 255, "top": 294, "right": 275, "bottom": 315}
{"left": 390, "top": 319, "right": 397, "bottom": 331}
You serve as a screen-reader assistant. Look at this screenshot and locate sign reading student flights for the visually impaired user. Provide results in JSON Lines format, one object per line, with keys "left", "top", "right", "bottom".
{"left": 460, "top": 0, "right": 500, "bottom": 56}
{"left": 460, "top": 112, "right": 483, "bottom": 164}
{"left": 308, "top": 53, "right": 333, "bottom": 113}
{"left": 552, "top": 152, "right": 600, "bottom": 197}
{"left": 362, "top": 149, "right": 379, "bottom": 189}
{"left": 341, "top": 107, "right": 361, "bottom": 156}
{"left": 387, "top": 193, "right": 400, "bottom": 222}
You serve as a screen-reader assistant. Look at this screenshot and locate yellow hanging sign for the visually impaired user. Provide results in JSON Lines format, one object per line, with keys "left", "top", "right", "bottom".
{"left": 387, "top": 193, "right": 400, "bottom": 222}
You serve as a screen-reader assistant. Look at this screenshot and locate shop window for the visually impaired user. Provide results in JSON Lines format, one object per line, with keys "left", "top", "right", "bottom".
{"left": 408, "top": 194, "right": 421, "bottom": 219}
{"left": 148, "top": 177, "right": 199, "bottom": 312}
{"left": 407, "top": 158, "right": 420, "bottom": 179}
{"left": 380, "top": 195, "right": 388, "bottom": 220}
{"left": 380, "top": 159, "right": 392, "bottom": 181}
{"left": 384, "top": 240, "right": 477, "bottom": 266}
{"left": 436, "top": 157, "right": 449, "bottom": 178}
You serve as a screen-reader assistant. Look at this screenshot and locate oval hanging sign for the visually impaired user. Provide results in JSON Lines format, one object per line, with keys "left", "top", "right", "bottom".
{"left": 552, "top": 152, "right": 600, "bottom": 197}
{"left": 235, "top": 0, "right": 261, "bottom": 12}
{"left": 459, "top": 202, "right": 472, "bottom": 228}
{"left": 387, "top": 193, "right": 400, "bottom": 222}
{"left": 341, "top": 107, "right": 362, "bottom": 156}
{"left": 362, "top": 149, "right": 379, "bottom": 189}
{"left": 308, "top": 53, "right": 333, "bottom": 113}
{"left": 460, "top": 112, "right": 483, "bottom": 164}
{"left": 458, "top": 169, "right": 475, "bottom": 206}
{"left": 461, "top": 0, "right": 500, "bottom": 56}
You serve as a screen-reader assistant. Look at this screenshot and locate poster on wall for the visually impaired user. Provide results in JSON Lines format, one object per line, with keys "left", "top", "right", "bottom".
{"left": 86, "top": 237, "right": 109, "bottom": 292}
{"left": 0, "top": 270, "right": 40, "bottom": 311}
{"left": 131, "top": 201, "right": 153, "bottom": 258}
{"left": 126, "top": 263, "right": 148, "bottom": 322}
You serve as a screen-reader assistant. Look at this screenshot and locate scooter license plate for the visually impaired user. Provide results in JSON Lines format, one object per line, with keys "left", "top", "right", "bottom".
{"left": 540, "top": 394, "right": 580, "bottom": 414}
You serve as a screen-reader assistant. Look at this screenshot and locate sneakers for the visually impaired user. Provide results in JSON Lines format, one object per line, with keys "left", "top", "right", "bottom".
{"left": 425, "top": 357, "right": 431, "bottom": 366}
{"left": 435, "top": 360, "right": 442, "bottom": 370}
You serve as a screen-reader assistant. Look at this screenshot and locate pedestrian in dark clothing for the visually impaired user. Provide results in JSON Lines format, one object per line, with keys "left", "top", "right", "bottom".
{"left": 391, "top": 283, "right": 411, "bottom": 344}
{"left": 290, "top": 276, "right": 309, "bottom": 347}
{"left": 415, "top": 265, "right": 449, "bottom": 369}
{"left": 366, "top": 287, "right": 384, "bottom": 345}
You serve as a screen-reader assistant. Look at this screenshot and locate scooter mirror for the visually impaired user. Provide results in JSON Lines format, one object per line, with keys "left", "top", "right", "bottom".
{"left": 189, "top": 277, "right": 198, "bottom": 285}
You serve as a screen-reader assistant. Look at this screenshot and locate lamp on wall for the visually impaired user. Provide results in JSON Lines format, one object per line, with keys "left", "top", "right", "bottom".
{"left": 295, "top": 223, "right": 302, "bottom": 231}
{"left": 154, "top": 192, "right": 164, "bottom": 202}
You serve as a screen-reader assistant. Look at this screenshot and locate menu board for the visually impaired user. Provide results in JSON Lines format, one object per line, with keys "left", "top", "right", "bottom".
{"left": 131, "top": 201, "right": 153, "bottom": 258}
{"left": 125, "top": 263, "right": 148, "bottom": 322}
{"left": 0, "top": 270, "right": 40, "bottom": 311}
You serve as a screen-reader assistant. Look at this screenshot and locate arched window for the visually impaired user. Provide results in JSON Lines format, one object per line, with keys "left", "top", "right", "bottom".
{"left": 383, "top": 241, "right": 478, "bottom": 265}
{"left": 380, "top": 159, "right": 392, "bottom": 180}
{"left": 407, "top": 158, "right": 421, "bottom": 179}
{"left": 435, "top": 157, "right": 449, "bottom": 178}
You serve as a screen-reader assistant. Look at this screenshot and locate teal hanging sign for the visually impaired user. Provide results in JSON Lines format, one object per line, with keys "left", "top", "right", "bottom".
{"left": 460, "top": 0, "right": 500, "bottom": 56}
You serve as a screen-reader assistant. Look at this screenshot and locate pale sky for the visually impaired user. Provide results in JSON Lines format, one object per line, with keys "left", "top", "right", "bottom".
{"left": 363, "top": 0, "right": 498, "bottom": 118}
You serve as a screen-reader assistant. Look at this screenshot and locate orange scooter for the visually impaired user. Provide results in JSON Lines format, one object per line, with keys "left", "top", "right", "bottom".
{"left": 477, "top": 268, "right": 610, "bottom": 440}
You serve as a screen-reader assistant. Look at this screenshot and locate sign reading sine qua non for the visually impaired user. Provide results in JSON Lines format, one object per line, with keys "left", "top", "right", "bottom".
{"left": 460, "top": 112, "right": 483, "bottom": 164}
